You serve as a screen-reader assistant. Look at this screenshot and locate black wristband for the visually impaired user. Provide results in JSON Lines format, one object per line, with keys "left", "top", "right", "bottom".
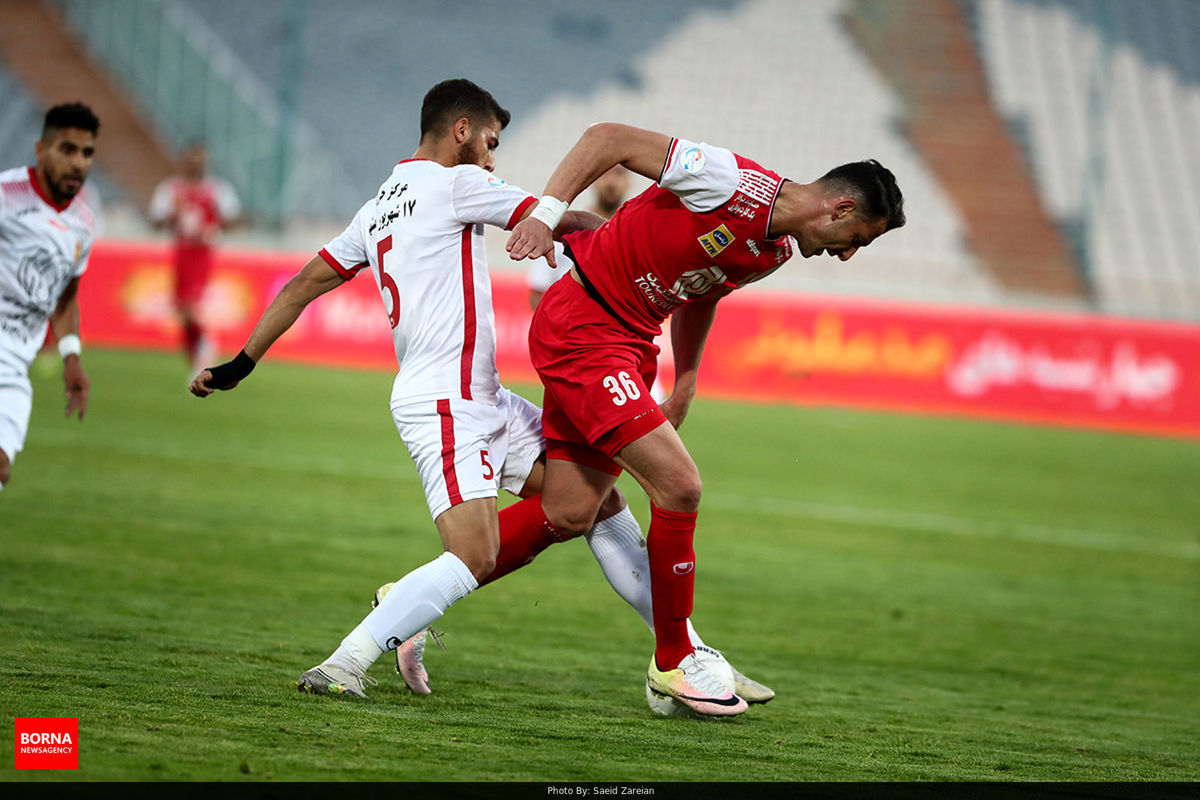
{"left": 206, "top": 350, "right": 256, "bottom": 389}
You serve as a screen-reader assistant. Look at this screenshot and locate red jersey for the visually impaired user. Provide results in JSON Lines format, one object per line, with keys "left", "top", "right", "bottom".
{"left": 148, "top": 175, "right": 240, "bottom": 250}
{"left": 562, "top": 138, "right": 794, "bottom": 338}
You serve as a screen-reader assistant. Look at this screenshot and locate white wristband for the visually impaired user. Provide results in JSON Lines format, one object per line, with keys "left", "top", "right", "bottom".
{"left": 528, "top": 195, "right": 569, "bottom": 231}
{"left": 57, "top": 334, "right": 82, "bottom": 359}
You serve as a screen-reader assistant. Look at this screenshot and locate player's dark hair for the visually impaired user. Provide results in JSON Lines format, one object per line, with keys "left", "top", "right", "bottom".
{"left": 420, "top": 79, "right": 511, "bottom": 139}
{"left": 41, "top": 102, "right": 100, "bottom": 142}
{"left": 819, "top": 159, "right": 905, "bottom": 231}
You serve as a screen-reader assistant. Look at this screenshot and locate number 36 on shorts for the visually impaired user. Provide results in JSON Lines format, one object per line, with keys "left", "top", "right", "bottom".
{"left": 602, "top": 370, "right": 642, "bottom": 406}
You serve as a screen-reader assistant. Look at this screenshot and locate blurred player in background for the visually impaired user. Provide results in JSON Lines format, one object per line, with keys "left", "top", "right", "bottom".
{"left": 148, "top": 142, "right": 240, "bottom": 374}
{"left": 508, "top": 123, "right": 905, "bottom": 716}
{"left": 0, "top": 102, "right": 99, "bottom": 493}
{"left": 189, "top": 81, "right": 770, "bottom": 706}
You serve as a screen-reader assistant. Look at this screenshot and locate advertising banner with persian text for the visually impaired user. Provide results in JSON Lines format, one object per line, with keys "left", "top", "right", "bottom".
{"left": 79, "top": 241, "right": 1200, "bottom": 439}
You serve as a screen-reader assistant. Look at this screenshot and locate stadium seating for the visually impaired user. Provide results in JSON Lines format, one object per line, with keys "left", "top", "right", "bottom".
{"left": 86, "top": 0, "right": 987, "bottom": 303}
{"left": 33, "top": 0, "right": 1200, "bottom": 317}
{"left": 965, "top": 0, "right": 1200, "bottom": 319}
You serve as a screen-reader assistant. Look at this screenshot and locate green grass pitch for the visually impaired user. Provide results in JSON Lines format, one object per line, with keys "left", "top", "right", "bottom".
{"left": 2, "top": 348, "right": 1198, "bottom": 782}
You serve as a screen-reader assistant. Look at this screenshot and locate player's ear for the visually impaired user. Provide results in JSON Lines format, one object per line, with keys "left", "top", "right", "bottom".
{"left": 452, "top": 117, "right": 471, "bottom": 144}
{"left": 832, "top": 198, "right": 857, "bottom": 220}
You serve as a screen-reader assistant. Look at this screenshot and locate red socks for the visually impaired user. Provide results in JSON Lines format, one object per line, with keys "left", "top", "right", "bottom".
{"left": 183, "top": 320, "right": 202, "bottom": 361}
{"left": 483, "top": 497, "right": 699, "bottom": 673}
{"left": 647, "top": 504, "right": 697, "bottom": 670}
{"left": 480, "top": 495, "right": 566, "bottom": 588}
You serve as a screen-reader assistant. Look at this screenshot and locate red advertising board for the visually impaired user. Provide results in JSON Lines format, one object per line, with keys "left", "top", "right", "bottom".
{"left": 79, "top": 240, "right": 1200, "bottom": 439}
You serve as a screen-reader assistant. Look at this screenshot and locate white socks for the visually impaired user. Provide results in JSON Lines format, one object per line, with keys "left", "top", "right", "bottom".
{"left": 331, "top": 510, "right": 715, "bottom": 677}
{"left": 585, "top": 506, "right": 709, "bottom": 650}
{"left": 330, "top": 551, "right": 478, "bottom": 674}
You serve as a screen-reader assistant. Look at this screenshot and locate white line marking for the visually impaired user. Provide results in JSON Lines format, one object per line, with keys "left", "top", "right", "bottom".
{"left": 704, "top": 494, "right": 1200, "bottom": 561}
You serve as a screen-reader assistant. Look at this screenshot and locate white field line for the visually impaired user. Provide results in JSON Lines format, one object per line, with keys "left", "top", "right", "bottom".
{"left": 703, "top": 493, "right": 1200, "bottom": 562}
{"left": 37, "top": 428, "right": 1198, "bottom": 561}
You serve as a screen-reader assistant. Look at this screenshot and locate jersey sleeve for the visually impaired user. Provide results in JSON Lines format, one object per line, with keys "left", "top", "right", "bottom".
{"left": 318, "top": 202, "right": 371, "bottom": 280}
{"left": 450, "top": 167, "right": 536, "bottom": 230}
{"left": 657, "top": 138, "right": 740, "bottom": 213}
{"left": 214, "top": 178, "right": 241, "bottom": 222}
{"left": 147, "top": 179, "right": 174, "bottom": 223}
{"left": 73, "top": 189, "right": 101, "bottom": 278}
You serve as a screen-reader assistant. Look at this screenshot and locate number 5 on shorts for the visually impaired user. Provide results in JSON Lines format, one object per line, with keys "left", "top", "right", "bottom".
{"left": 603, "top": 370, "right": 642, "bottom": 406}
{"left": 480, "top": 449, "right": 494, "bottom": 480}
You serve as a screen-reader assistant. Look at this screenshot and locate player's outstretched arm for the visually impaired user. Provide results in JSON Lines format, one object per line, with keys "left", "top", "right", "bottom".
{"left": 506, "top": 123, "right": 670, "bottom": 262}
{"left": 189, "top": 256, "right": 346, "bottom": 397}
{"left": 49, "top": 277, "right": 88, "bottom": 421}
{"left": 660, "top": 296, "right": 720, "bottom": 429}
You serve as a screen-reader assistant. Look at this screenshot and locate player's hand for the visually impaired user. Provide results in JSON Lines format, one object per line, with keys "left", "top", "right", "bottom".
{"left": 62, "top": 355, "right": 89, "bottom": 421}
{"left": 188, "top": 368, "right": 238, "bottom": 397}
{"left": 188, "top": 350, "right": 257, "bottom": 397}
{"left": 506, "top": 218, "right": 556, "bottom": 266}
{"left": 659, "top": 392, "right": 692, "bottom": 430}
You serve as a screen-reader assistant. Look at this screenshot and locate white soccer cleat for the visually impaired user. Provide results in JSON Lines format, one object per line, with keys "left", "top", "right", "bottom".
{"left": 693, "top": 644, "right": 776, "bottom": 705}
{"left": 730, "top": 665, "right": 775, "bottom": 704}
{"left": 372, "top": 581, "right": 442, "bottom": 694}
{"left": 646, "top": 652, "right": 748, "bottom": 717}
{"left": 296, "top": 663, "right": 377, "bottom": 699}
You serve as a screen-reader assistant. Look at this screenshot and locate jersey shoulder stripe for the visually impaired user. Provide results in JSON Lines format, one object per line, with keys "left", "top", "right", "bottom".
{"left": 319, "top": 247, "right": 368, "bottom": 279}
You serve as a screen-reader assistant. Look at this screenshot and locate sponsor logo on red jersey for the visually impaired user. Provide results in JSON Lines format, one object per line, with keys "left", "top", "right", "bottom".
{"left": 697, "top": 224, "right": 734, "bottom": 257}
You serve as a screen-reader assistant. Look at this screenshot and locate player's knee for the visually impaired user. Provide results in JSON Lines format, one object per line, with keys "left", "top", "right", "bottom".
{"left": 543, "top": 499, "right": 600, "bottom": 539}
{"left": 659, "top": 472, "right": 703, "bottom": 513}
{"left": 0, "top": 452, "right": 10, "bottom": 487}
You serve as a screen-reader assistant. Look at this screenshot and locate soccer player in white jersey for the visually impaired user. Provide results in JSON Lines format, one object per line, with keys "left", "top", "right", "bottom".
{"left": 0, "top": 103, "right": 100, "bottom": 493}
{"left": 189, "top": 80, "right": 771, "bottom": 707}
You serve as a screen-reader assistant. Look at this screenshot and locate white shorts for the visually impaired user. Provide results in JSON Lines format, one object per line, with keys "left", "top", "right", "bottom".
{"left": 0, "top": 371, "right": 33, "bottom": 464}
{"left": 393, "top": 386, "right": 544, "bottom": 521}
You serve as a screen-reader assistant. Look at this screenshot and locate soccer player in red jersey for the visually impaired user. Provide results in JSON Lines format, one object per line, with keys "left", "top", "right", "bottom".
{"left": 149, "top": 142, "right": 240, "bottom": 374}
{"left": 508, "top": 123, "right": 905, "bottom": 716}
{"left": 191, "top": 86, "right": 771, "bottom": 709}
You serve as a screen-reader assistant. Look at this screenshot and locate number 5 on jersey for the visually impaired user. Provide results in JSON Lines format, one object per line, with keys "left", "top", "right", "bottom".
{"left": 603, "top": 370, "right": 642, "bottom": 406}
{"left": 376, "top": 235, "right": 401, "bottom": 328}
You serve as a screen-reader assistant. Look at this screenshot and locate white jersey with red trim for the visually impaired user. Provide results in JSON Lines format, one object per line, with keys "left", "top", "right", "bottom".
{"left": 319, "top": 159, "right": 535, "bottom": 406}
{"left": 0, "top": 166, "right": 98, "bottom": 373}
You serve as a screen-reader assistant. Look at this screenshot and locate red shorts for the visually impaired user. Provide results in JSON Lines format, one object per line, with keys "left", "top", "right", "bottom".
{"left": 173, "top": 244, "right": 214, "bottom": 307}
{"left": 529, "top": 275, "right": 667, "bottom": 474}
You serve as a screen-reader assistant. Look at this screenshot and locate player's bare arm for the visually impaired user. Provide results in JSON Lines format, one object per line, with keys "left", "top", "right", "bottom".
{"left": 49, "top": 277, "right": 88, "bottom": 421}
{"left": 189, "top": 256, "right": 346, "bottom": 397}
{"left": 556, "top": 209, "right": 606, "bottom": 235}
{"left": 660, "top": 296, "right": 720, "bottom": 430}
{"left": 506, "top": 123, "right": 670, "bottom": 262}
